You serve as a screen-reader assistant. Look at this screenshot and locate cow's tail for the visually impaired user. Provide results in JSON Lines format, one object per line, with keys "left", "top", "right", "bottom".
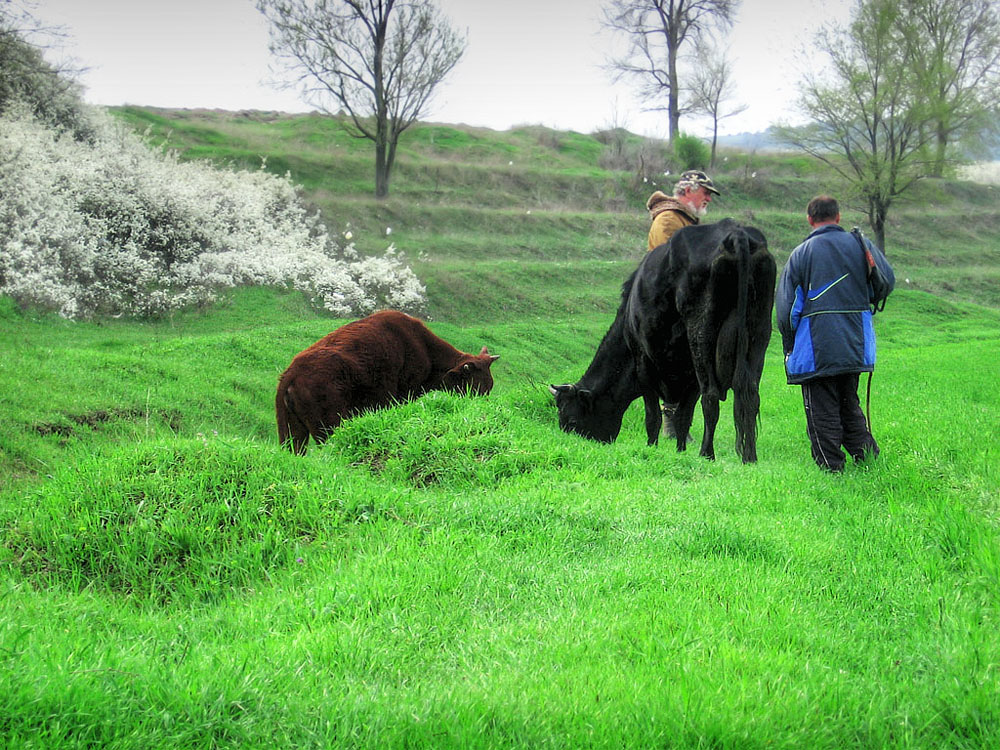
{"left": 733, "top": 229, "right": 757, "bottom": 462}
{"left": 734, "top": 228, "right": 752, "bottom": 371}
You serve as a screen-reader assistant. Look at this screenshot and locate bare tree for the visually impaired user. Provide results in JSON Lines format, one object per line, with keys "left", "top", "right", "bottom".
{"left": 900, "top": 0, "right": 1000, "bottom": 176}
{"left": 685, "top": 49, "right": 746, "bottom": 167}
{"left": 257, "top": 0, "right": 466, "bottom": 198}
{"left": 602, "top": 0, "right": 740, "bottom": 143}
{"left": 777, "top": 0, "right": 935, "bottom": 252}
{"left": 0, "top": 1, "right": 92, "bottom": 139}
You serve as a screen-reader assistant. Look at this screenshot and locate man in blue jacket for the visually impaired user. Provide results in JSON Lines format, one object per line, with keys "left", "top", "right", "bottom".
{"left": 776, "top": 195, "right": 895, "bottom": 472}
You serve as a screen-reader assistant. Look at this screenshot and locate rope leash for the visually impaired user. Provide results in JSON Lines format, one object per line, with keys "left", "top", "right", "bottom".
{"left": 865, "top": 371, "right": 873, "bottom": 433}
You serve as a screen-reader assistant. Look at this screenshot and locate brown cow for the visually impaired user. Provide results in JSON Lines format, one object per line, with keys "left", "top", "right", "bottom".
{"left": 276, "top": 310, "right": 499, "bottom": 454}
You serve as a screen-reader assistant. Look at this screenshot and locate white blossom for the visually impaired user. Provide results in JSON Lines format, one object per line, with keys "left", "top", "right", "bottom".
{"left": 0, "top": 104, "right": 426, "bottom": 319}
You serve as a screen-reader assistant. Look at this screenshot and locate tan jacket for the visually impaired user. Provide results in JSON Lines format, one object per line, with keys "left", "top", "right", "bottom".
{"left": 646, "top": 191, "right": 699, "bottom": 251}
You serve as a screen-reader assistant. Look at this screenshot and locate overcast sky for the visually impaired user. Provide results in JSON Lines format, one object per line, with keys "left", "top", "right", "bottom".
{"left": 30, "top": 0, "right": 853, "bottom": 139}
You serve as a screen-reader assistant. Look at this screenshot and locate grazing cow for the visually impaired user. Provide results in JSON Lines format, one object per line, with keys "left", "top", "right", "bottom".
{"left": 277, "top": 310, "right": 499, "bottom": 454}
{"left": 550, "top": 219, "right": 776, "bottom": 462}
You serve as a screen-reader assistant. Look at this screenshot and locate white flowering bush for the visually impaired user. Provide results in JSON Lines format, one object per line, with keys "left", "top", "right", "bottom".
{"left": 0, "top": 103, "right": 426, "bottom": 318}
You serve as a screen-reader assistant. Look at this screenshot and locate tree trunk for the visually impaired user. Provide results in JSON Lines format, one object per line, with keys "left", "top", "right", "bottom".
{"left": 668, "top": 39, "right": 680, "bottom": 142}
{"left": 668, "top": 93, "right": 680, "bottom": 142}
{"left": 374, "top": 101, "right": 390, "bottom": 198}
{"left": 931, "top": 122, "right": 948, "bottom": 178}
{"left": 710, "top": 119, "right": 719, "bottom": 169}
{"left": 375, "top": 140, "right": 389, "bottom": 199}
{"left": 868, "top": 196, "right": 889, "bottom": 254}
{"left": 873, "top": 222, "right": 886, "bottom": 255}
{"left": 373, "top": 10, "right": 390, "bottom": 199}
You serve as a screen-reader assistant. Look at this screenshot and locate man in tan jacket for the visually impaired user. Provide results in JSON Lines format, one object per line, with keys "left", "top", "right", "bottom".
{"left": 645, "top": 169, "right": 721, "bottom": 438}
{"left": 646, "top": 169, "right": 720, "bottom": 250}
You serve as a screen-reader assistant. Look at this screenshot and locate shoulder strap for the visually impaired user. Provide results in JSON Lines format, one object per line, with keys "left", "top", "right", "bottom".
{"left": 851, "top": 227, "right": 886, "bottom": 314}
{"left": 851, "top": 227, "right": 875, "bottom": 269}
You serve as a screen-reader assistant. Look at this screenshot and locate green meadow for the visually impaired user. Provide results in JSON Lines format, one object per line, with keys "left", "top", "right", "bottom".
{"left": 1, "top": 110, "right": 999, "bottom": 748}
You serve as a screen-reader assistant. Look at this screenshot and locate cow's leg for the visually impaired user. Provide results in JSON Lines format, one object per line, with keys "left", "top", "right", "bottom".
{"left": 289, "top": 422, "right": 310, "bottom": 456}
{"left": 634, "top": 360, "right": 663, "bottom": 447}
{"left": 673, "top": 388, "right": 699, "bottom": 453}
{"left": 685, "top": 307, "right": 723, "bottom": 401}
{"left": 642, "top": 391, "right": 662, "bottom": 446}
{"left": 714, "top": 313, "right": 739, "bottom": 393}
{"left": 732, "top": 266, "right": 774, "bottom": 464}
{"left": 687, "top": 338, "right": 720, "bottom": 400}
{"left": 733, "top": 339, "right": 764, "bottom": 464}
{"left": 699, "top": 394, "right": 720, "bottom": 460}
{"left": 733, "top": 386, "right": 760, "bottom": 463}
{"left": 281, "top": 386, "right": 312, "bottom": 456}
{"left": 732, "top": 349, "right": 759, "bottom": 464}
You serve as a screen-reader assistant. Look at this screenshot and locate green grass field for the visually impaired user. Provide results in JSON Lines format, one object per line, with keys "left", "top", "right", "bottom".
{"left": 2, "top": 287, "right": 998, "bottom": 748}
{"left": 2, "top": 110, "right": 999, "bottom": 748}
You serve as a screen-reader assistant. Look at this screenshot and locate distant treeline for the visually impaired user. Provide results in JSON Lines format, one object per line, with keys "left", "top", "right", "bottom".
{"left": 713, "top": 128, "right": 1000, "bottom": 160}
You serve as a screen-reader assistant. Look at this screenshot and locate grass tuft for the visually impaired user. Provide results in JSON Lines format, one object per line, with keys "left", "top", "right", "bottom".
{"left": 2, "top": 439, "right": 358, "bottom": 604}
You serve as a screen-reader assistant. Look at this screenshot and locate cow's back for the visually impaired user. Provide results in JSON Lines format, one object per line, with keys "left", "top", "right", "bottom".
{"left": 629, "top": 220, "right": 772, "bottom": 377}
{"left": 283, "top": 311, "right": 443, "bottom": 409}
{"left": 276, "top": 310, "right": 497, "bottom": 453}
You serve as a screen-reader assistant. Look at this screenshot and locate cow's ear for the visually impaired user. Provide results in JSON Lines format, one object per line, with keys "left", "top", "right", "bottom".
{"left": 476, "top": 346, "right": 500, "bottom": 364}
{"left": 577, "top": 388, "right": 594, "bottom": 410}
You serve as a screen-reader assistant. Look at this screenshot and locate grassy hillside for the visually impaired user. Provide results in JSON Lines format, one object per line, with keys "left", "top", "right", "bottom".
{"left": 1, "top": 109, "right": 998, "bottom": 748}
{"left": 111, "top": 107, "right": 1000, "bottom": 320}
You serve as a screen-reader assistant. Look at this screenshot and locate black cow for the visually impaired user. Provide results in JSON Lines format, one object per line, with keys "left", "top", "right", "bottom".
{"left": 549, "top": 219, "right": 776, "bottom": 463}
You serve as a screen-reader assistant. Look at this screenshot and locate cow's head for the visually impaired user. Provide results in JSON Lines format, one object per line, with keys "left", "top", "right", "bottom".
{"left": 548, "top": 383, "right": 622, "bottom": 443}
{"left": 443, "top": 346, "right": 499, "bottom": 395}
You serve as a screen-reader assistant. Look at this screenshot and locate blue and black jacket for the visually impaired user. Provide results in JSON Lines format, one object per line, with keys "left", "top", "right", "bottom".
{"left": 775, "top": 224, "right": 895, "bottom": 385}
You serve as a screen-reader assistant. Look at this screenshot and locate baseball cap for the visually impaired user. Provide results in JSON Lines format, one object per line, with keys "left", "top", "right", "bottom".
{"left": 677, "top": 169, "right": 720, "bottom": 195}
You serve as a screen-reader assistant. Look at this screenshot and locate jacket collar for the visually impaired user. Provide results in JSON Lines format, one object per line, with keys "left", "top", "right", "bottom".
{"left": 806, "top": 223, "right": 846, "bottom": 240}
{"left": 647, "top": 194, "right": 698, "bottom": 223}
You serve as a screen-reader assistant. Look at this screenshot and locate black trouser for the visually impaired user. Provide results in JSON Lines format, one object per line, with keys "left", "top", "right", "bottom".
{"left": 801, "top": 373, "right": 879, "bottom": 472}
